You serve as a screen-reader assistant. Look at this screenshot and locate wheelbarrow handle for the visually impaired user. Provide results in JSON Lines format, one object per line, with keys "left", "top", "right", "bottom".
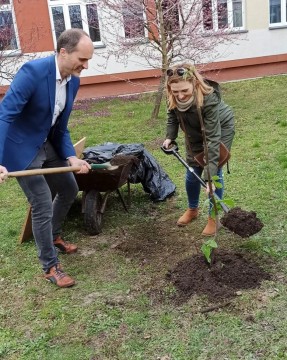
{"left": 164, "top": 147, "right": 230, "bottom": 214}
{"left": 7, "top": 163, "right": 117, "bottom": 178}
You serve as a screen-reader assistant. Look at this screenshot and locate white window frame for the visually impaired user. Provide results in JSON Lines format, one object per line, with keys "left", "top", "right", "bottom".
{"left": 48, "top": 0, "right": 104, "bottom": 47}
{"left": 202, "top": 0, "right": 245, "bottom": 32}
{"left": 0, "top": 0, "right": 20, "bottom": 53}
{"left": 269, "top": 0, "right": 287, "bottom": 26}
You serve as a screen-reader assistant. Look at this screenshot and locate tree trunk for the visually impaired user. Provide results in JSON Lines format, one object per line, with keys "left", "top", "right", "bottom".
{"left": 150, "top": 73, "right": 166, "bottom": 120}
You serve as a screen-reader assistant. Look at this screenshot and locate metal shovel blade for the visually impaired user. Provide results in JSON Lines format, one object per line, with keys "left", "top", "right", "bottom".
{"left": 161, "top": 142, "right": 229, "bottom": 214}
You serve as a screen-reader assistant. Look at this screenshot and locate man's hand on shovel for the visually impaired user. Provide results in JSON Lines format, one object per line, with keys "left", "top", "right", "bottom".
{"left": 67, "top": 156, "right": 91, "bottom": 174}
{"left": 0, "top": 165, "right": 8, "bottom": 184}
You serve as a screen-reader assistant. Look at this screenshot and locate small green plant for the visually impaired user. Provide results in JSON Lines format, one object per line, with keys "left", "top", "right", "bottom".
{"left": 211, "top": 175, "right": 222, "bottom": 189}
{"left": 209, "top": 197, "right": 235, "bottom": 218}
{"left": 203, "top": 175, "right": 235, "bottom": 218}
{"left": 201, "top": 176, "right": 234, "bottom": 264}
{"left": 201, "top": 238, "right": 218, "bottom": 264}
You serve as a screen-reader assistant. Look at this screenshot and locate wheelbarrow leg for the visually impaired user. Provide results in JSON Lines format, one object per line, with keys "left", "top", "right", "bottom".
{"left": 116, "top": 187, "right": 129, "bottom": 212}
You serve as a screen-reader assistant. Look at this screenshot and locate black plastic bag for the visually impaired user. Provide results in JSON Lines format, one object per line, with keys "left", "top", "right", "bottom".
{"left": 82, "top": 142, "right": 176, "bottom": 201}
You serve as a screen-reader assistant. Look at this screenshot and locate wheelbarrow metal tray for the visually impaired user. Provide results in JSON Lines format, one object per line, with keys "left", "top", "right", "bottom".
{"left": 74, "top": 161, "right": 133, "bottom": 192}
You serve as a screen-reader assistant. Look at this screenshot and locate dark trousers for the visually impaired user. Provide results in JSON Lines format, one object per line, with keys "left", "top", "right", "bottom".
{"left": 17, "top": 141, "right": 78, "bottom": 272}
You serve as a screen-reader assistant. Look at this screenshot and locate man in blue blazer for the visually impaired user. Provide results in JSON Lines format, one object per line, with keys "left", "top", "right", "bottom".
{"left": 0, "top": 29, "right": 94, "bottom": 287}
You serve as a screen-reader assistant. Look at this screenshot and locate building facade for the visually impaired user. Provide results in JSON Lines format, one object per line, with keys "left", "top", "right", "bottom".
{"left": 0, "top": 0, "right": 287, "bottom": 99}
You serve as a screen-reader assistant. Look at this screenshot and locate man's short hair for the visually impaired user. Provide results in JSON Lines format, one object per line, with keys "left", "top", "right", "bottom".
{"left": 56, "top": 28, "right": 90, "bottom": 54}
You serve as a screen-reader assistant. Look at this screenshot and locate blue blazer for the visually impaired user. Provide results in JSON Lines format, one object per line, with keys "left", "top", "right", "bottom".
{"left": 0, "top": 55, "right": 80, "bottom": 171}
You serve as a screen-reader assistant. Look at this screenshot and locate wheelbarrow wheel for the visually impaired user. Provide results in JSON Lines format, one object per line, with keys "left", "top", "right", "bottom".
{"left": 84, "top": 190, "right": 103, "bottom": 235}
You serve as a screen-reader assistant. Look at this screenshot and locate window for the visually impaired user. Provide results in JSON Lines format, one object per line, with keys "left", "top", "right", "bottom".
{"left": 203, "top": 0, "right": 213, "bottom": 30}
{"left": 162, "top": 0, "right": 180, "bottom": 35}
{"left": 48, "top": 1, "right": 101, "bottom": 44}
{"left": 122, "top": 0, "right": 145, "bottom": 39}
{"left": 202, "top": 0, "right": 244, "bottom": 31}
{"left": 270, "top": 0, "right": 287, "bottom": 25}
{"left": 232, "top": 0, "right": 243, "bottom": 27}
{"left": 217, "top": 0, "right": 228, "bottom": 29}
{"left": 0, "top": 0, "right": 18, "bottom": 51}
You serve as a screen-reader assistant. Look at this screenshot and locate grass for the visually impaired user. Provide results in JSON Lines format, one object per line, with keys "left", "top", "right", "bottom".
{"left": 1, "top": 75, "right": 287, "bottom": 359}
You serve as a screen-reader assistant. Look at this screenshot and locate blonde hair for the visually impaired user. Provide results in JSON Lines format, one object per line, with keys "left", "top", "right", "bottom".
{"left": 166, "top": 63, "right": 213, "bottom": 110}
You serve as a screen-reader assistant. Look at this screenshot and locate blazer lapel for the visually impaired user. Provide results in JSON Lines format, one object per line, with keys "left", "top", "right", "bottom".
{"left": 48, "top": 56, "right": 56, "bottom": 119}
{"left": 65, "top": 80, "right": 72, "bottom": 110}
{"left": 61, "top": 80, "right": 73, "bottom": 119}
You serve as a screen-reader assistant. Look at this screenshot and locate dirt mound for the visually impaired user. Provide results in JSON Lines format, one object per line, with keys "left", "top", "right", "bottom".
{"left": 87, "top": 154, "right": 139, "bottom": 167}
{"left": 166, "top": 250, "right": 271, "bottom": 303}
{"left": 110, "top": 154, "right": 139, "bottom": 166}
{"left": 221, "top": 207, "right": 264, "bottom": 238}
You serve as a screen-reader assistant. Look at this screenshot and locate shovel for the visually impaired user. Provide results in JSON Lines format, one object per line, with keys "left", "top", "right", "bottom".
{"left": 7, "top": 162, "right": 118, "bottom": 178}
{"left": 161, "top": 141, "right": 229, "bottom": 213}
{"left": 161, "top": 141, "right": 264, "bottom": 237}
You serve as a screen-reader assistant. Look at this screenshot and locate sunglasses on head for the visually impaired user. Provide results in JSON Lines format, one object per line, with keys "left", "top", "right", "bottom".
{"left": 166, "top": 67, "right": 190, "bottom": 77}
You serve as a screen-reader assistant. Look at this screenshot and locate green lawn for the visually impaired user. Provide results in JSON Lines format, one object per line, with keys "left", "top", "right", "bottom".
{"left": 0, "top": 75, "right": 287, "bottom": 360}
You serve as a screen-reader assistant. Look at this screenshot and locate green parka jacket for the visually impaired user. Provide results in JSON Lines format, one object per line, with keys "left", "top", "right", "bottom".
{"left": 166, "top": 80, "right": 235, "bottom": 180}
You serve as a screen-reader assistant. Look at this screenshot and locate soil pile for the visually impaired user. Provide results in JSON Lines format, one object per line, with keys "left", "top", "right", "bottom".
{"left": 221, "top": 207, "right": 264, "bottom": 237}
{"left": 167, "top": 250, "right": 271, "bottom": 303}
{"left": 87, "top": 155, "right": 139, "bottom": 167}
{"left": 110, "top": 154, "right": 139, "bottom": 167}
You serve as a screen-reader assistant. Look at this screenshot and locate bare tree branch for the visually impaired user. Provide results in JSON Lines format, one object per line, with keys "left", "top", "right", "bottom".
{"left": 92, "top": 0, "right": 240, "bottom": 118}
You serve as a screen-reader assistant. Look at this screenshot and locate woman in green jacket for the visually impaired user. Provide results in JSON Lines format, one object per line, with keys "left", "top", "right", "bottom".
{"left": 163, "top": 63, "right": 235, "bottom": 236}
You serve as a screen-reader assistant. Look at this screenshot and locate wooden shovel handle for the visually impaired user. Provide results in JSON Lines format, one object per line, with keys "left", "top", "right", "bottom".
{"left": 8, "top": 166, "right": 82, "bottom": 178}
{"left": 7, "top": 163, "right": 118, "bottom": 178}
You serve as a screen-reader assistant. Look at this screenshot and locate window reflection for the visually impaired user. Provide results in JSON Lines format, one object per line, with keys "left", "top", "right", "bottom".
{"left": 0, "top": 10, "right": 17, "bottom": 51}
{"left": 52, "top": 7, "right": 66, "bottom": 40}
{"left": 87, "top": 4, "right": 101, "bottom": 42}
{"left": 217, "top": 0, "right": 228, "bottom": 29}
{"left": 233, "top": 0, "right": 242, "bottom": 27}
{"left": 122, "top": 0, "right": 145, "bottom": 38}
{"left": 270, "top": 0, "right": 281, "bottom": 23}
{"left": 69, "top": 5, "right": 83, "bottom": 29}
{"left": 203, "top": 0, "right": 213, "bottom": 30}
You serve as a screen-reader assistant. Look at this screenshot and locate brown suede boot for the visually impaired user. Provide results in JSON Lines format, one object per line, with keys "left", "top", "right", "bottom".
{"left": 202, "top": 217, "right": 222, "bottom": 236}
{"left": 176, "top": 208, "right": 198, "bottom": 226}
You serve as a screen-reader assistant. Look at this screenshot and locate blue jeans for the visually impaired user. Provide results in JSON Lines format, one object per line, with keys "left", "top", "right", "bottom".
{"left": 17, "top": 141, "right": 78, "bottom": 272}
{"left": 186, "top": 166, "right": 223, "bottom": 210}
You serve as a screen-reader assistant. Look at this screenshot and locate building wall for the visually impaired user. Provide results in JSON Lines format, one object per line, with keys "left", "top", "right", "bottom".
{"left": 246, "top": 0, "right": 269, "bottom": 30}
{"left": 1, "top": 0, "right": 287, "bottom": 100}
{"left": 13, "top": 0, "right": 53, "bottom": 53}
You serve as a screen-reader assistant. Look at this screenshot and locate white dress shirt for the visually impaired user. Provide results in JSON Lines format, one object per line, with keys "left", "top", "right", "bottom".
{"left": 51, "top": 56, "right": 71, "bottom": 126}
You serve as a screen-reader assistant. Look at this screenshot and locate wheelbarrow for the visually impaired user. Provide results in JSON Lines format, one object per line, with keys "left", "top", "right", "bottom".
{"left": 7, "top": 161, "right": 133, "bottom": 236}
{"left": 74, "top": 158, "right": 134, "bottom": 235}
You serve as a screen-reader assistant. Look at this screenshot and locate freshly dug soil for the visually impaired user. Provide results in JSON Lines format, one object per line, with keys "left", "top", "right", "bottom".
{"left": 110, "top": 154, "right": 139, "bottom": 166}
{"left": 220, "top": 207, "right": 264, "bottom": 238}
{"left": 87, "top": 155, "right": 139, "bottom": 167}
{"left": 167, "top": 250, "right": 271, "bottom": 303}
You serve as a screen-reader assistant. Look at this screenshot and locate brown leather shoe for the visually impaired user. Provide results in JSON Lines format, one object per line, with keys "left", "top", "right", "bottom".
{"left": 202, "top": 217, "right": 222, "bottom": 236}
{"left": 176, "top": 208, "right": 199, "bottom": 226}
{"left": 53, "top": 236, "right": 78, "bottom": 254}
{"left": 45, "top": 264, "right": 75, "bottom": 288}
